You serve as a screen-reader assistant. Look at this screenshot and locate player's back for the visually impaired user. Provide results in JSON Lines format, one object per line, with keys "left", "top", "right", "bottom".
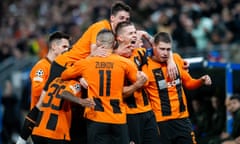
{"left": 32, "top": 77, "right": 81, "bottom": 141}
{"left": 68, "top": 54, "right": 138, "bottom": 124}
{"left": 85, "top": 54, "right": 137, "bottom": 124}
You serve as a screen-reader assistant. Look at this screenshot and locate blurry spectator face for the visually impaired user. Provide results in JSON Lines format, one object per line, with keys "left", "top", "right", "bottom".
{"left": 192, "top": 99, "right": 201, "bottom": 112}
{"left": 226, "top": 97, "right": 234, "bottom": 113}
{"left": 230, "top": 99, "right": 240, "bottom": 113}
{"left": 211, "top": 96, "right": 219, "bottom": 110}
{"left": 111, "top": 10, "right": 130, "bottom": 32}
{"left": 153, "top": 41, "right": 171, "bottom": 62}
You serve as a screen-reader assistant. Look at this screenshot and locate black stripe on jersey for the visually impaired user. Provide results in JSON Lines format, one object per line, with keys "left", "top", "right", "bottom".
{"left": 175, "top": 75, "right": 185, "bottom": 112}
{"left": 110, "top": 99, "right": 121, "bottom": 113}
{"left": 46, "top": 113, "right": 58, "bottom": 130}
{"left": 44, "top": 61, "right": 66, "bottom": 91}
{"left": 142, "top": 89, "right": 149, "bottom": 106}
{"left": 152, "top": 68, "right": 171, "bottom": 116}
{"left": 106, "top": 70, "right": 111, "bottom": 96}
{"left": 36, "top": 111, "right": 43, "bottom": 127}
{"left": 94, "top": 98, "right": 104, "bottom": 112}
{"left": 124, "top": 94, "right": 137, "bottom": 108}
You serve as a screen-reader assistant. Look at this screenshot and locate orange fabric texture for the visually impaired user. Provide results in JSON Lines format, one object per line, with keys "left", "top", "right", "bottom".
{"left": 125, "top": 48, "right": 152, "bottom": 114}
{"left": 144, "top": 53, "right": 202, "bottom": 122}
{"left": 29, "top": 58, "right": 51, "bottom": 109}
{"left": 55, "top": 20, "right": 111, "bottom": 67}
{"left": 32, "top": 78, "right": 81, "bottom": 140}
{"left": 61, "top": 54, "right": 138, "bottom": 124}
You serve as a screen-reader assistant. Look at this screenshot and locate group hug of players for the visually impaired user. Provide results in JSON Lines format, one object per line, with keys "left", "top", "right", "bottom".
{"left": 16, "top": 1, "right": 212, "bottom": 144}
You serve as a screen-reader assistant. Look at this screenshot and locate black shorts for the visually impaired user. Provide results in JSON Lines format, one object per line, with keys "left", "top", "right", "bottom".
{"left": 70, "top": 104, "right": 87, "bottom": 144}
{"left": 127, "top": 110, "right": 160, "bottom": 144}
{"left": 157, "top": 118, "right": 197, "bottom": 144}
{"left": 86, "top": 119, "right": 129, "bottom": 144}
{"left": 32, "top": 135, "right": 70, "bottom": 144}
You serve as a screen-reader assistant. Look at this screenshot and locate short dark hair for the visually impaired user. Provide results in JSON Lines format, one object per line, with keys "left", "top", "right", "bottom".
{"left": 48, "top": 31, "right": 70, "bottom": 43}
{"left": 230, "top": 94, "right": 240, "bottom": 102}
{"left": 111, "top": 1, "right": 131, "bottom": 16}
{"left": 115, "top": 21, "right": 133, "bottom": 36}
{"left": 97, "top": 29, "right": 115, "bottom": 48}
{"left": 153, "top": 32, "right": 172, "bottom": 45}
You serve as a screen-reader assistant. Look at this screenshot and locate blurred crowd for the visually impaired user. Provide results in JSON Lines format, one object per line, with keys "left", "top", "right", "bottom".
{"left": 0, "top": 0, "right": 240, "bottom": 63}
{"left": 1, "top": 0, "right": 240, "bottom": 143}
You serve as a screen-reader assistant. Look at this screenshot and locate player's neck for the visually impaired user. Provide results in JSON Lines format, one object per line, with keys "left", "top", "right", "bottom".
{"left": 46, "top": 52, "right": 55, "bottom": 62}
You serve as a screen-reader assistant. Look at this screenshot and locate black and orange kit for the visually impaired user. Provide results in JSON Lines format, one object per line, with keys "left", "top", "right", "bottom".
{"left": 44, "top": 19, "right": 112, "bottom": 92}
{"left": 61, "top": 54, "right": 138, "bottom": 144}
{"left": 143, "top": 53, "right": 202, "bottom": 144}
{"left": 32, "top": 77, "right": 81, "bottom": 144}
{"left": 125, "top": 47, "right": 160, "bottom": 144}
{"left": 30, "top": 57, "right": 51, "bottom": 109}
{"left": 41, "top": 19, "right": 112, "bottom": 144}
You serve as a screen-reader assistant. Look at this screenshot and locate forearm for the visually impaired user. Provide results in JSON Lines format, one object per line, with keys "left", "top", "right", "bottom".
{"left": 167, "top": 51, "right": 174, "bottom": 64}
{"left": 36, "top": 90, "right": 46, "bottom": 108}
{"left": 123, "top": 83, "right": 140, "bottom": 98}
{"left": 61, "top": 91, "right": 81, "bottom": 105}
{"left": 61, "top": 70, "right": 78, "bottom": 80}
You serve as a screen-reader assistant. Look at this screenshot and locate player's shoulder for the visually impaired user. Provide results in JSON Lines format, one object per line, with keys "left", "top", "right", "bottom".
{"left": 173, "top": 53, "right": 183, "bottom": 60}
{"left": 93, "top": 19, "right": 109, "bottom": 26}
{"left": 90, "top": 19, "right": 111, "bottom": 30}
{"left": 113, "top": 54, "right": 135, "bottom": 65}
{"left": 35, "top": 58, "right": 51, "bottom": 66}
{"left": 132, "top": 47, "right": 146, "bottom": 56}
{"left": 135, "top": 47, "right": 146, "bottom": 52}
{"left": 31, "top": 58, "right": 51, "bottom": 72}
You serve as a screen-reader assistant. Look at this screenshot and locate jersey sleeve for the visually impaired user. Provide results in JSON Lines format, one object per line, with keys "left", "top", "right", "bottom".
{"left": 173, "top": 54, "right": 203, "bottom": 90}
{"left": 30, "top": 61, "right": 50, "bottom": 109}
{"left": 181, "top": 66, "right": 203, "bottom": 90}
{"left": 61, "top": 60, "right": 85, "bottom": 80}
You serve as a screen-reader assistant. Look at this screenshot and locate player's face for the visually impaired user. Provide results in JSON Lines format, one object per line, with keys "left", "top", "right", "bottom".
{"left": 153, "top": 41, "right": 171, "bottom": 62}
{"left": 120, "top": 25, "right": 137, "bottom": 46}
{"left": 55, "top": 38, "right": 70, "bottom": 55}
{"left": 117, "top": 25, "right": 137, "bottom": 57}
{"left": 111, "top": 10, "right": 130, "bottom": 31}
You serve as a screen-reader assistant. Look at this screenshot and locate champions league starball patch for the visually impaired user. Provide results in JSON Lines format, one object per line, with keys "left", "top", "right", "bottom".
{"left": 70, "top": 83, "right": 81, "bottom": 94}
{"left": 74, "top": 83, "right": 81, "bottom": 92}
{"left": 36, "top": 69, "right": 44, "bottom": 77}
{"left": 33, "top": 69, "right": 44, "bottom": 82}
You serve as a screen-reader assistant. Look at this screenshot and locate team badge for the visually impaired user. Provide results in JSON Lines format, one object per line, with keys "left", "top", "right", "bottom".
{"left": 74, "top": 83, "right": 81, "bottom": 92}
{"left": 36, "top": 69, "right": 44, "bottom": 77}
{"left": 70, "top": 83, "right": 81, "bottom": 94}
{"left": 33, "top": 69, "right": 44, "bottom": 82}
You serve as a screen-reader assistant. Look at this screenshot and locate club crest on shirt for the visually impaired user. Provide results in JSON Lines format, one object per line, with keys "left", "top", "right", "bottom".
{"left": 33, "top": 69, "right": 44, "bottom": 82}
{"left": 36, "top": 69, "right": 44, "bottom": 77}
{"left": 70, "top": 83, "right": 81, "bottom": 94}
{"left": 74, "top": 83, "right": 81, "bottom": 92}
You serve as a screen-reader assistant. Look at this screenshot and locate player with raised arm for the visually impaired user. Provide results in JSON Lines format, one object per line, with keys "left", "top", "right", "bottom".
{"left": 61, "top": 29, "right": 147, "bottom": 144}
{"left": 114, "top": 21, "right": 160, "bottom": 144}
